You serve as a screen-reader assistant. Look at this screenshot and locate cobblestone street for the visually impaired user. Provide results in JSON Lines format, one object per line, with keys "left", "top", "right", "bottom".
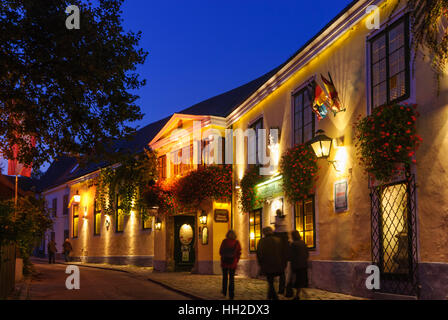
{"left": 65, "top": 261, "right": 365, "bottom": 300}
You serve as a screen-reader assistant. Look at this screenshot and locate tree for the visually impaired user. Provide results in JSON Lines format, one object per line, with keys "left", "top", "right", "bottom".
{"left": 0, "top": 0, "right": 148, "bottom": 168}
{"left": 0, "top": 196, "right": 53, "bottom": 273}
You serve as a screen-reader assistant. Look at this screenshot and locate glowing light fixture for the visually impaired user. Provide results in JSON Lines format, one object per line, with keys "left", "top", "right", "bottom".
{"left": 155, "top": 218, "right": 162, "bottom": 230}
{"left": 308, "top": 129, "right": 333, "bottom": 159}
{"left": 73, "top": 191, "right": 81, "bottom": 204}
{"left": 105, "top": 215, "right": 111, "bottom": 231}
{"left": 199, "top": 211, "right": 207, "bottom": 225}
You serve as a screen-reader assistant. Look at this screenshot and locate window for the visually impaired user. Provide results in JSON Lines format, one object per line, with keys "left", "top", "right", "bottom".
{"left": 94, "top": 200, "right": 101, "bottom": 235}
{"left": 249, "top": 209, "right": 262, "bottom": 252}
{"left": 249, "top": 118, "right": 263, "bottom": 164}
{"left": 52, "top": 198, "right": 57, "bottom": 217}
{"left": 72, "top": 204, "right": 79, "bottom": 238}
{"left": 63, "top": 194, "right": 69, "bottom": 215}
{"left": 370, "top": 15, "right": 410, "bottom": 109}
{"left": 294, "top": 197, "right": 316, "bottom": 249}
{"left": 293, "top": 86, "right": 315, "bottom": 145}
{"left": 142, "top": 213, "right": 153, "bottom": 230}
{"left": 64, "top": 229, "right": 69, "bottom": 240}
{"left": 115, "top": 195, "right": 124, "bottom": 233}
{"left": 158, "top": 155, "right": 167, "bottom": 180}
{"left": 171, "top": 145, "right": 193, "bottom": 176}
{"left": 51, "top": 232, "right": 55, "bottom": 241}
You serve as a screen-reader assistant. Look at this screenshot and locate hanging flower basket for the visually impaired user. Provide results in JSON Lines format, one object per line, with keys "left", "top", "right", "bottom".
{"left": 279, "top": 144, "right": 318, "bottom": 202}
{"left": 354, "top": 103, "right": 422, "bottom": 182}
{"left": 239, "top": 165, "right": 265, "bottom": 213}
{"left": 174, "top": 165, "right": 232, "bottom": 209}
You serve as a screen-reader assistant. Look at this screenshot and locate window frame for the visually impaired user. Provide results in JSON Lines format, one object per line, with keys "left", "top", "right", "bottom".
{"left": 248, "top": 117, "right": 264, "bottom": 165}
{"left": 115, "top": 194, "right": 124, "bottom": 233}
{"left": 294, "top": 196, "right": 316, "bottom": 250}
{"left": 292, "top": 83, "right": 316, "bottom": 146}
{"left": 72, "top": 204, "right": 79, "bottom": 238}
{"left": 63, "top": 194, "right": 69, "bottom": 215}
{"left": 158, "top": 155, "right": 167, "bottom": 181}
{"left": 249, "top": 208, "right": 262, "bottom": 253}
{"left": 52, "top": 198, "right": 57, "bottom": 217}
{"left": 368, "top": 14, "right": 411, "bottom": 110}
{"left": 93, "top": 199, "right": 101, "bottom": 236}
{"left": 142, "top": 212, "right": 153, "bottom": 230}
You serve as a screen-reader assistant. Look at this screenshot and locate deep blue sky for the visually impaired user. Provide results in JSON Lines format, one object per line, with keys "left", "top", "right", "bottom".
{"left": 122, "top": 0, "right": 354, "bottom": 129}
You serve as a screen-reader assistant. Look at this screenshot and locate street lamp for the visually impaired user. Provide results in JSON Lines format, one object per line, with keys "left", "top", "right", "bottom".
{"left": 199, "top": 211, "right": 207, "bottom": 225}
{"left": 308, "top": 129, "right": 333, "bottom": 159}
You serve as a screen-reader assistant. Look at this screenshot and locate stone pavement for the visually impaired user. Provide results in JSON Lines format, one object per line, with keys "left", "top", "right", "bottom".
{"left": 61, "top": 261, "right": 365, "bottom": 300}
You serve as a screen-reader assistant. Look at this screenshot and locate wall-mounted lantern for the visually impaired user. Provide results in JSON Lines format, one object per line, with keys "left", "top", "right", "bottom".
{"left": 105, "top": 215, "right": 111, "bottom": 231}
{"left": 73, "top": 191, "right": 81, "bottom": 204}
{"left": 199, "top": 211, "right": 207, "bottom": 225}
{"left": 155, "top": 217, "right": 162, "bottom": 230}
{"left": 308, "top": 129, "right": 333, "bottom": 159}
{"left": 308, "top": 129, "right": 345, "bottom": 171}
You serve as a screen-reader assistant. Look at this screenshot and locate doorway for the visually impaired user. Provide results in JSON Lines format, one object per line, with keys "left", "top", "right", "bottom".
{"left": 174, "top": 215, "right": 196, "bottom": 271}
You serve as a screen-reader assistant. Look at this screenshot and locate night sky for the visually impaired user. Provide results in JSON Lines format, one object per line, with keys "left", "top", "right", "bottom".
{"left": 121, "top": 0, "right": 354, "bottom": 128}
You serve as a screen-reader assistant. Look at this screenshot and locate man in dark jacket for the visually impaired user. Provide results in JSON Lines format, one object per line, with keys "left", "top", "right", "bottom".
{"left": 288, "top": 230, "right": 309, "bottom": 300}
{"left": 63, "top": 238, "right": 73, "bottom": 262}
{"left": 257, "top": 227, "right": 283, "bottom": 300}
{"left": 47, "top": 239, "right": 57, "bottom": 264}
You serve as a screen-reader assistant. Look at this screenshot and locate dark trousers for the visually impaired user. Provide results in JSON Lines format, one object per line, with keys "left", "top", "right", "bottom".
{"left": 222, "top": 268, "right": 235, "bottom": 299}
{"left": 266, "top": 273, "right": 279, "bottom": 300}
{"left": 48, "top": 252, "right": 55, "bottom": 264}
{"left": 279, "top": 272, "right": 285, "bottom": 294}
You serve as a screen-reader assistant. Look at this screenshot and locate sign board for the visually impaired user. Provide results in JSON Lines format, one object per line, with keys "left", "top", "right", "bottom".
{"left": 214, "top": 209, "right": 229, "bottom": 223}
{"left": 334, "top": 180, "right": 348, "bottom": 213}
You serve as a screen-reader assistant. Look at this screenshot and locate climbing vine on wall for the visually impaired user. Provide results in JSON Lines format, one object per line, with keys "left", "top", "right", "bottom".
{"left": 239, "top": 165, "right": 265, "bottom": 214}
{"left": 395, "top": 0, "right": 448, "bottom": 89}
{"left": 95, "top": 148, "right": 158, "bottom": 217}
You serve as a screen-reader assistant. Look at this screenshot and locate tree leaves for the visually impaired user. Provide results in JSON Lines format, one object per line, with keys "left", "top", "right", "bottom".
{"left": 0, "top": 0, "right": 148, "bottom": 167}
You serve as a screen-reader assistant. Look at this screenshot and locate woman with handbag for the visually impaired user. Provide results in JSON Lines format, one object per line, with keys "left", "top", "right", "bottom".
{"left": 219, "top": 230, "right": 241, "bottom": 300}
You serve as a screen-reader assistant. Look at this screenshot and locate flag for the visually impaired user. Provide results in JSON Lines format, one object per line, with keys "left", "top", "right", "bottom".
{"left": 308, "top": 82, "right": 329, "bottom": 120}
{"left": 321, "top": 73, "right": 345, "bottom": 114}
{"left": 7, "top": 135, "right": 36, "bottom": 177}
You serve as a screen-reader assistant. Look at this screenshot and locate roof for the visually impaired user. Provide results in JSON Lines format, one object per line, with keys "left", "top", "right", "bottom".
{"left": 37, "top": 156, "right": 78, "bottom": 192}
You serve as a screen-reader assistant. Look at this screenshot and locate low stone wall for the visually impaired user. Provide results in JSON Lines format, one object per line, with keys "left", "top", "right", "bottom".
{"left": 418, "top": 262, "right": 448, "bottom": 300}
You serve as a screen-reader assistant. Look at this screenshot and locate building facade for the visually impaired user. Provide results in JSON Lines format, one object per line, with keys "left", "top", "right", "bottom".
{"left": 39, "top": 0, "right": 448, "bottom": 299}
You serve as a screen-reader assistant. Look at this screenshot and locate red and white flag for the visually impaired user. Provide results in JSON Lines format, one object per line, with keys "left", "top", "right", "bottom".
{"left": 7, "top": 136, "right": 36, "bottom": 178}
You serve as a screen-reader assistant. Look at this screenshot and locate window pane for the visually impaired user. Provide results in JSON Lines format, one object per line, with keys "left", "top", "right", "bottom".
{"left": 373, "top": 82, "right": 387, "bottom": 108}
{"left": 372, "top": 35, "right": 386, "bottom": 63}
{"left": 73, "top": 217, "right": 78, "bottom": 237}
{"left": 389, "top": 48, "right": 405, "bottom": 76}
{"left": 372, "top": 59, "right": 386, "bottom": 85}
{"left": 95, "top": 213, "right": 101, "bottom": 235}
{"left": 390, "top": 71, "right": 406, "bottom": 101}
{"left": 389, "top": 22, "right": 404, "bottom": 52}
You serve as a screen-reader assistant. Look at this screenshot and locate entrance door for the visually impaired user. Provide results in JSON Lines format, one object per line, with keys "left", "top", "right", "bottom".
{"left": 174, "top": 215, "right": 195, "bottom": 271}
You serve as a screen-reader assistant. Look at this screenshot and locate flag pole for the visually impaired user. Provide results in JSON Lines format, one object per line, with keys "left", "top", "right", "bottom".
{"left": 14, "top": 174, "right": 18, "bottom": 217}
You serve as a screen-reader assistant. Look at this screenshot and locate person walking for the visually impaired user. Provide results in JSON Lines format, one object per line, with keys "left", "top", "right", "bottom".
{"left": 219, "top": 230, "right": 241, "bottom": 300}
{"left": 288, "top": 230, "right": 309, "bottom": 300}
{"left": 274, "top": 209, "right": 289, "bottom": 295}
{"left": 257, "top": 226, "right": 283, "bottom": 300}
{"left": 47, "top": 239, "right": 57, "bottom": 264}
{"left": 63, "top": 238, "right": 73, "bottom": 262}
